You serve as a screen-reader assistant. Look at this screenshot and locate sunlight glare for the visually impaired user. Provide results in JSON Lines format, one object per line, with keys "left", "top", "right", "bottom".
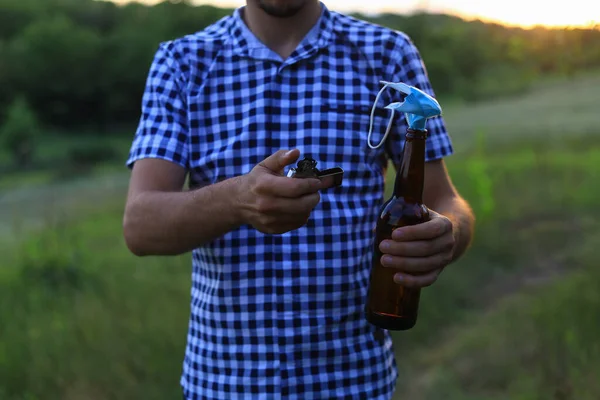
{"left": 430, "top": 0, "right": 600, "bottom": 28}
{"left": 107, "top": 0, "right": 600, "bottom": 28}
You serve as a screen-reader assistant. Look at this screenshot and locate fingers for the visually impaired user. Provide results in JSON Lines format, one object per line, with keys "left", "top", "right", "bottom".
{"left": 380, "top": 252, "right": 452, "bottom": 275}
{"left": 296, "top": 192, "right": 321, "bottom": 212}
{"left": 391, "top": 215, "right": 452, "bottom": 241}
{"left": 376, "top": 211, "right": 455, "bottom": 289}
{"left": 392, "top": 269, "right": 441, "bottom": 288}
{"left": 251, "top": 198, "right": 318, "bottom": 234}
{"left": 243, "top": 150, "right": 324, "bottom": 235}
{"left": 254, "top": 192, "right": 321, "bottom": 216}
{"left": 379, "top": 235, "right": 455, "bottom": 258}
{"left": 254, "top": 215, "right": 312, "bottom": 235}
{"left": 258, "top": 149, "right": 300, "bottom": 175}
{"left": 257, "top": 174, "right": 323, "bottom": 198}
{"left": 254, "top": 149, "right": 325, "bottom": 197}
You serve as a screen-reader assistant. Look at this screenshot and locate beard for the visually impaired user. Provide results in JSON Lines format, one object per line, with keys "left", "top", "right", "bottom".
{"left": 258, "top": 0, "right": 308, "bottom": 18}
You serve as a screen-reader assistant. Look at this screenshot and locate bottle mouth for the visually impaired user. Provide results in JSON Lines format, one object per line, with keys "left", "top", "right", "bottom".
{"left": 406, "top": 128, "right": 428, "bottom": 139}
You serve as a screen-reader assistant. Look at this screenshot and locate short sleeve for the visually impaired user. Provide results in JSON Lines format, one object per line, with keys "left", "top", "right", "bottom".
{"left": 126, "top": 42, "right": 189, "bottom": 169}
{"left": 383, "top": 32, "right": 454, "bottom": 165}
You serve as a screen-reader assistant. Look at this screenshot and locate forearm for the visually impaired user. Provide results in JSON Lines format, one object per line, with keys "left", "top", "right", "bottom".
{"left": 432, "top": 195, "right": 475, "bottom": 261}
{"left": 123, "top": 177, "right": 242, "bottom": 256}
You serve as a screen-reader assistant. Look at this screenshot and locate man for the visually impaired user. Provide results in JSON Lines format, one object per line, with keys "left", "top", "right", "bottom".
{"left": 123, "top": 0, "right": 475, "bottom": 398}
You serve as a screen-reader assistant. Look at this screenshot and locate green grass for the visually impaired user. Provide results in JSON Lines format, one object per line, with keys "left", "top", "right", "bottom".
{"left": 440, "top": 73, "right": 600, "bottom": 154}
{"left": 1, "top": 74, "right": 600, "bottom": 399}
{"left": 0, "top": 202, "right": 192, "bottom": 400}
{"left": 394, "top": 237, "right": 600, "bottom": 400}
{"left": 400, "top": 232, "right": 600, "bottom": 400}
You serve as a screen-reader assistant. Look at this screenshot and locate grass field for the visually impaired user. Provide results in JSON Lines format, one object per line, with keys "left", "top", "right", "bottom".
{"left": 1, "top": 74, "right": 599, "bottom": 399}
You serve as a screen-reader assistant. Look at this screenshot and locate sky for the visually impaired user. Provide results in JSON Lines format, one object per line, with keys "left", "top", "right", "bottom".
{"left": 112, "top": 0, "right": 600, "bottom": 28}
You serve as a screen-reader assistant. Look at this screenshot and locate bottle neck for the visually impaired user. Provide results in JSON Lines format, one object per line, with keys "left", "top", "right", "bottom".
{"left": 393, "top": 129, "right": 427, "bottom": 203}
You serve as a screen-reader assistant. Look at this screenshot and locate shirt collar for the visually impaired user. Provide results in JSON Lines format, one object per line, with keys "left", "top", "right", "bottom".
{"left": 228, "top": 2, "right": 335, "bottom": 63}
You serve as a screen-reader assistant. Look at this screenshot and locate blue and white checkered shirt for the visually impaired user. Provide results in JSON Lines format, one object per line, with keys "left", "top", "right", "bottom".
{"left": 127, "top": 3, "right": 453, "bottom": 399}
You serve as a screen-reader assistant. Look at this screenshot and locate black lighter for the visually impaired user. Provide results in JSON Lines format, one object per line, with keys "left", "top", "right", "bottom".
{"left": 286, "top": 157, "right": 344, "bottom": 189}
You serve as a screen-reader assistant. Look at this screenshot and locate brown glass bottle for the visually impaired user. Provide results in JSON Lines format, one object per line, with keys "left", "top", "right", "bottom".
{"left": 365, "top": 128, "right": 430, "bottom": 331}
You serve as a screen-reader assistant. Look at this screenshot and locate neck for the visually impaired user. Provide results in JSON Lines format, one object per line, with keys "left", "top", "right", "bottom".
{"left": 243, "top": 0, "right": 322, "bottom": 60}
{"left": 393, "top": 129, "right": 427, "bottom": 203}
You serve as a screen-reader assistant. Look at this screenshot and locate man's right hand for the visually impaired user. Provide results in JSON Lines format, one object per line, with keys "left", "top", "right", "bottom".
{"left": 235, "top": 149, "right": 323, "bottom": 235}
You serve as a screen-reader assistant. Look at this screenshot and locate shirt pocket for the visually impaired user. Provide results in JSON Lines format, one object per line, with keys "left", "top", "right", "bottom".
{"left": 318, "top": 102, "right": 392, "bottom": 169}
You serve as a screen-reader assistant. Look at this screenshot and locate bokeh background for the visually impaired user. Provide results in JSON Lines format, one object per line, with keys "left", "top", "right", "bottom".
{"left": 1, "top": 0, "right": 599, "bottom": 399}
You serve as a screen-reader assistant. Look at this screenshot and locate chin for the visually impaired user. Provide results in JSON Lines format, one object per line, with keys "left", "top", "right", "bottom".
{"left": 258, "top": 0, "right": 310, "bottom": 18}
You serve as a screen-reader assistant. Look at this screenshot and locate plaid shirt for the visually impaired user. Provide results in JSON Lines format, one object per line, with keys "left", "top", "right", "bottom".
{"left": 127, "top": 3, "right": 453, "bottom": 399}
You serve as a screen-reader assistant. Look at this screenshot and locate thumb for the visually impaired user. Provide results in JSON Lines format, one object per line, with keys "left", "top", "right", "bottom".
{"left": 259, "top": 149, "right": 300, "bottom": 174}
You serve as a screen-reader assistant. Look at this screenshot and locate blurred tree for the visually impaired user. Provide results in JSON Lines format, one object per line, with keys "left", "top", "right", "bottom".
{"left": 3, "top": 14, "right": 103, "bottom": 128}
{"left": 0, "top": 95, "right": 40, "bottom": 168}
{"left": 0, "top": 0, "right": 40, "bottom": 39}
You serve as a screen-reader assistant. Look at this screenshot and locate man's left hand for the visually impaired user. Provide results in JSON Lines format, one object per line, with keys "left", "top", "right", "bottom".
{"left": 378, "top": 210, "right": 455, "bottom": 288}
